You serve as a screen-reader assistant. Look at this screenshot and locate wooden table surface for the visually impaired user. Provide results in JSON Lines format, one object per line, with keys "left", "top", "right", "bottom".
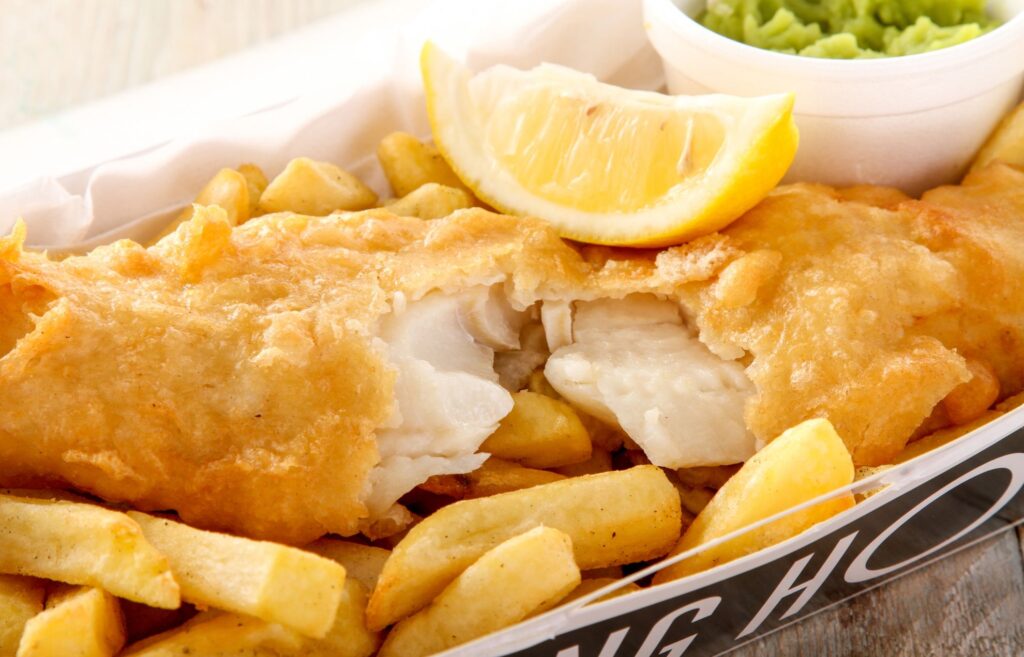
{"left": 3, "top": 2, "right": 1021, "bottom": 655}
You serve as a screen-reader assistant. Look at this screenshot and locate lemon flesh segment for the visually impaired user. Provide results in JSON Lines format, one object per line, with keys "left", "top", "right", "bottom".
{"left": 421, "top": 43, "right": 798, "bottom": 247}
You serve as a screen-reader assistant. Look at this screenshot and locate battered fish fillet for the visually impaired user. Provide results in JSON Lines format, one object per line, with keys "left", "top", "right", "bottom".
{"left": 0, "top": 163, "right": 1020, "bottom": 541}
{"left": 0, "top": 206, "right": 726, "bottom": 543}
{"left": 681, "top": 163, "right": 1024, "bottom": 465}
{"left": 910, "top": 164, "right": 1024, "bottom": 397}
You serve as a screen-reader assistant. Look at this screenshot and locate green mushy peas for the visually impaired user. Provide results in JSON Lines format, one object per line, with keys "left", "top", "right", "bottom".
{"left": 700, "top": 0, "right": 999, "bottom": 58}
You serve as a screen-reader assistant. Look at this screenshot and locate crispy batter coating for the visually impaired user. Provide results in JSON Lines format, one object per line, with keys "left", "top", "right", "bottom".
{"left": 681, "top": 164, "right": 1024, "bottom": 464}
{"left": 681, "top": 185, "right": 971, "bottom": 465}
{"left": 0, "top": 211, "right": 392, "bottom": 544}
{"left": 1, "top": 164, "right": 1020, "bottom": 538}
{"left": 0, "top": 206, "right": 722, "bottom": 543}
{"left": 908, "top": 164, "right": 1024, "bottom": 398}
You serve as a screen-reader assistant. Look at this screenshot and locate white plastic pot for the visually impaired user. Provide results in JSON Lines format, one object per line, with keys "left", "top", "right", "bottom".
{"left": 644, "top": 0, "right": 1024, "bottom": 194}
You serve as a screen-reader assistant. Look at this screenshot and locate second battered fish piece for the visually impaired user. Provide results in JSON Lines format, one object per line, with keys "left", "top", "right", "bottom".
{"left": 909, "top": 163, "right": 1024, "bottom": 398}
{"left": 681, "top": 184, "right": 973, "bottom": 465}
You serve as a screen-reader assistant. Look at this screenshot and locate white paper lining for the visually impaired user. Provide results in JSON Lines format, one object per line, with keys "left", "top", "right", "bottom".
{"left": 0, "top": 0, "right": 662, "bottom": 252}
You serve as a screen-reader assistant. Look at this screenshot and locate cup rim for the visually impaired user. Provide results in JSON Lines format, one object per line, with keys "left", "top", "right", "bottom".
{"left": 645, "top": 0, "right": 1024, "bottom": 79}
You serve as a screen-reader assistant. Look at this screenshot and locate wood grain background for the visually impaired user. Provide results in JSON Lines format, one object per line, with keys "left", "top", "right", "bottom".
{"left": 2, "top": 1, "right": 1021, "bottom": 655}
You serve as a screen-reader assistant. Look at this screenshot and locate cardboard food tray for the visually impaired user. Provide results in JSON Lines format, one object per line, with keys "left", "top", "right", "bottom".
{"left": 3, "top": 1, "right": 1024, "bottom": 655}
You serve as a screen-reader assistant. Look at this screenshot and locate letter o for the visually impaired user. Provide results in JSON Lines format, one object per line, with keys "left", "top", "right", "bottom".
{"left": 846, "top": 453, "right": 1024, "bottom": 583}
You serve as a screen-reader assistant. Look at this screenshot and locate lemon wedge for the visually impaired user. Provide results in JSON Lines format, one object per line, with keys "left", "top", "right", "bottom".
{"left": 421, "top": 43, "right": 798, "bottom": 247}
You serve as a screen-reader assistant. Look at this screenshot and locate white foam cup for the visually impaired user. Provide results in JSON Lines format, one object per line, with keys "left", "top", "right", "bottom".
{"left": 644, "top": 0, "right": 1024, "bottom": 194}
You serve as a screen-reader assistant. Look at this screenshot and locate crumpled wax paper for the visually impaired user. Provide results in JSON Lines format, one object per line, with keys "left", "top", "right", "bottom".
{"left": 0, "top": 5, "right": 660, "bottom": 653}
{"left": 0, "top": 0, "right": 662, "bottom": 252}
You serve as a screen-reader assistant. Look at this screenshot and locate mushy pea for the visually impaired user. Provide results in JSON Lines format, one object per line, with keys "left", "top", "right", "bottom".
{"left": 700, "top": 0, "right": 999, "bottom": 58}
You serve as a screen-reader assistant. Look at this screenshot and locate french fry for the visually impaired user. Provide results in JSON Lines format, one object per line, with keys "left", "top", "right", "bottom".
{"left": 0, "top": 494, "right": 179, "bottom": 609}
{"left": 367, "top": 465, "right": 680, "bottom": 629}
{"left": 302, "top": 580, "right": 381, "bottom": 657}
{"left": 854, "top": 465, "right": 893, "bottom": 502}
{"left": 153, "top": 168, "right": 251, "bottom": 243}
{"left": 121, "top": 612, "right": 302, "bottom": 657}
{"left": 560, "top": 577, "right": 642, "bottom": 606}
{"left": 16, "top": 586, "right": 125, "bottom": 657}
{"left": 378, "top": 527, "right": 580, "bottom": 657}
{"left": 123, "top": 580, "right": 379, "bottom": 657}
{"left": 385, "top": 182, "right": 473, "bottom": 219}
{"left": 653, "top": 419, "right": 855, "bottom": 584}
{"left": 673, "top": 483, "right": 715, "bottom": 516}
{"left": 127, "top": 512, "right": 345, "bottom": 639}
{"left": 258, "top": 157, "right": 377, "bottom": 216}
{"left": 971, "top": 101, "right": 1024, "bottom": 171}
{"left": 526, "top": 368, "right": 560, "bottom": 398}
{"left": 676, "top": 465, "right": 740, "bottom": 490}
{"left": 377, "top": 132, "right": 470, "bottom": 197}
{"left": 481, "top": 391, "right": 592, "bottom": 468}
{"left": 356, "top": 504, "right": 418, "bottom": 541}
{"left": 467, "top": 458, "right": 565, "bottom": 497}
{"left": 304, "top": 539, "right": 391, "bottom": 592}
{"left": 420, "top": 457, "right": 565, "bottom": 499}
{"left": 555, "top": 448, "right": 613, "bottom": 477}
{"left": 524, "top": 371, "right": 626, "bottom": 453}
{"left": 237, "top": 163, "right": 269, "bottom": 217}
{"left": 0, "top": 575, "right": 44, "bottom": 655}
{"left": 582, "top": 565, "right": 622, "bottom": 579}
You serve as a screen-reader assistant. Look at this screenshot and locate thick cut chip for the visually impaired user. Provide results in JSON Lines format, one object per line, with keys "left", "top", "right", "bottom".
{"left": 854, "top": 465, "right": 894, "bottom": 502}
{"left": 377, "top": 132, "right": 471, "bottom": 197}
{"left": 304, "top": 539, "right": 391, "bottom": 592}
{"left": 17, "top": 586, "right": 125, "bottom": 657}
{"left": 237, "top": 163, "right": 269, "bottom": 216}
{"left": 480, "top": 391, "right": 592, "bottom": 468}
{"left": 419, "top": 457, "right": 565, "bottom": 499}
{"left": 385, "top": 183, "right": 474, "bottom": 220}
{"left": 654, "top": 419, "right": 854, "bottom": 583}
{"left": 378, "top": 527, "right": 580, "bottom": 657}
{"left": 121, "top": 612, "right": 301, "bottom": 657}
{"left": 676, "top": 465, "right": 739, "bottom": 490}
{"left": 301, "top": 580, "right": 381, "bottom": 657}
{"left": 0, "top": 495, "right": 179, "bottom": 609}
{"left": 153, "top": 168, "right": 250, "bottom": 243}
{"left": 0, "top": 575, "right": 44, "bottom": 655}
{"left": 122, "top": 580, "right": 379, "bottom": 657}
{"left": 554, "top": 448, "right": 613, "bottom": 477}
{"left": 128, "top": 512, "right": 346, "bottom": 639}
{"left": 971, "top": 102, "right": 1024, "bottom": 171}
{"left": 258, "top": 157, "right": 377, "bottom": 215}
{"left": 367, "top": 465, "right": 680, "bottom": 629}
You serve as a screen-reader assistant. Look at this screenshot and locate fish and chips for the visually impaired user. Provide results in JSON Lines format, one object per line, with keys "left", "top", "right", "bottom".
{"left": 1, "top": 47, "right": 1023, "bottom": 656}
